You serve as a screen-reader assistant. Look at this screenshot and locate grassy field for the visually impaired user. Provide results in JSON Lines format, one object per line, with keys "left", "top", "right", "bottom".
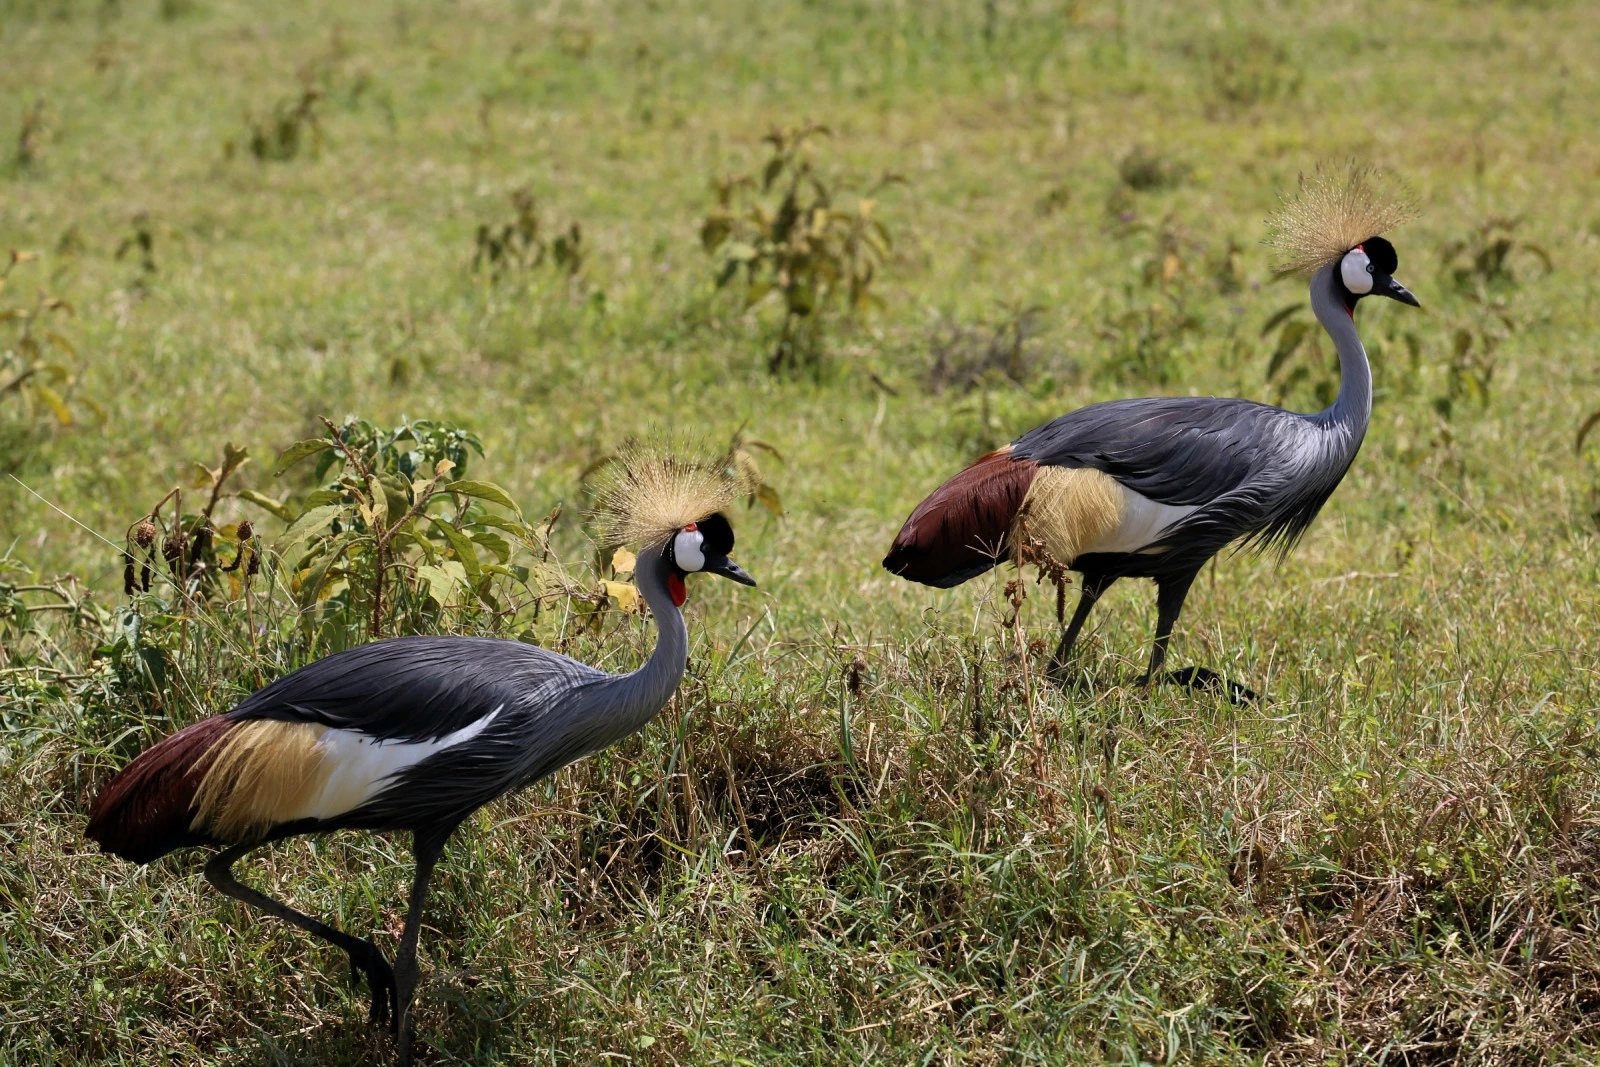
{"left": 3, "top": 0, "right": 1600, "bottom": 1062}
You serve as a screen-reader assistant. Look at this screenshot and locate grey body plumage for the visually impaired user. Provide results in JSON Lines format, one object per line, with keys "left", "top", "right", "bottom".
{"left": 1015, "top": 262, "right": 1371, "bottom": 574}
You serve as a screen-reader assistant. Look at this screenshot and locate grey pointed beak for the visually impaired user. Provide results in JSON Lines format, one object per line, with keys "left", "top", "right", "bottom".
{"left": 1382, "top": 276, "right": 1421, "bottom": 308}
{"left": 704, "top": 555, "right": 757, "bottom": 587}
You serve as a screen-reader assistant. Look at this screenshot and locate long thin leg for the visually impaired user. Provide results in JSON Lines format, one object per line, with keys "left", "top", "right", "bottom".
{"left": 394, "top": 828, "right": 451, "bottom": 1067}
{"left": 1136, "top": 567, "right": 1260, "bottom": 704}
{"left": 205, "top": 843, "right": 397, "bottom": 1027}
{"left": 1047, "top": 572, "right": 1117, "bottom": 680}
{"left": 1138, "top": 567, "right": 1200, "bottom": 685}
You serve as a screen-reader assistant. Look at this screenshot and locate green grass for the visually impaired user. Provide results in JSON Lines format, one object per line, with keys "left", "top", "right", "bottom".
{"left": 3, "top": 0, "right": 1600, "bottom": 1062}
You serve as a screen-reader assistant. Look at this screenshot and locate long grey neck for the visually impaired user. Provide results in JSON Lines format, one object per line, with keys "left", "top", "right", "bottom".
{"left": 1309, "top": 262, "right": 1372, "bottom": 452}
{"left": 595, "top": 542, "right": 687, "bottom": 740}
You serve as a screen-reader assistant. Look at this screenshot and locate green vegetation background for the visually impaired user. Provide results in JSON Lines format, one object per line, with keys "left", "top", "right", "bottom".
{"left": 2, "top": 0, "right": 1599, "bottom": 1063}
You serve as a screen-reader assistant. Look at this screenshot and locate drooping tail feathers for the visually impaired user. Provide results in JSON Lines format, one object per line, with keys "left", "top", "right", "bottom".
{"left": 85, "top": 717, "right": 232, "bottom": 864}
{"left": 882, "top": 448, "right": 1039, "bottom": 588}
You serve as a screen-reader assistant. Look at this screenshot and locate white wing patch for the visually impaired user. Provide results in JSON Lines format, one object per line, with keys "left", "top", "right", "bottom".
{"left": 1085, "top": 485, "right": 1198, "bottom": 554}
{"left": 297, "top": 706, "right": 503, "bottom": 821}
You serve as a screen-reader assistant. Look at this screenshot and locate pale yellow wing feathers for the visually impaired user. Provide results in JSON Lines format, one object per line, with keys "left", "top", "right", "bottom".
{"left": 190, "top": 721, "right": 332, "bottom": 842}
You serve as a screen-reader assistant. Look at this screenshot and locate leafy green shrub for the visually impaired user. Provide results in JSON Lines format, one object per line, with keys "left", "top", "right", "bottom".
{"left": 1116, "top": 145, "right": 1188, "bottom": 192}
{"left": 926, "top": 305, "right": 1059, "bottom": 395}
{"left": 0, "top": 249, "right": 93, "bottom": 437}
{"left": 1097, "top": 221, "right": 1204, "bottom": 385}
{"left": 473, "top": 185, "right": 584, "bottom": 282}
{"left": 701, "top": 122, "right": 901, "bottom": 374}
{"left": 244, "top": 415, "right": 560, "bottom": 640}
{"left": 236, "top": 74, "right": 324, "bottom": 162}
{"left": 1440, "top": 216, "right": 1551, "bottom": 295}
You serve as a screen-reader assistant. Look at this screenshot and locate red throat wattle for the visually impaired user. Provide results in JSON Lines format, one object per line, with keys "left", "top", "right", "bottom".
{"left": 668, "top": 573, "right": 687, "bottom": 607}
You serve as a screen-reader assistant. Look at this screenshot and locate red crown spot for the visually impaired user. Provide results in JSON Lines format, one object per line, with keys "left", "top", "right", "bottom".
{"left": 668, "top": 573, "right": 687, "bottom": 606}
{"left": 684, "top": 522, "right": 697, "bottom": 532}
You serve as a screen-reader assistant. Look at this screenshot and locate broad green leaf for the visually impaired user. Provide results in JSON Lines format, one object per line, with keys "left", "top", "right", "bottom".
{"left": 427, "top": 516, "right": 482, "bottom": 579}
{"left": 469, "top": 529, "right": 511, "bottom": 562}
{"left": 473, "top": 513, "right": 536, "bottom": 541}
{"left": 237, "top": 489, "right": 296, "bottom": 522}
{"left": 417, "top": 561, "right": 469, "bottom": 606}
{"left": 377, "top": 475, "right": 411, "bottom": 519}
{"left": 273, "top": 439, "right": 332, "bottom": 476}
{"left": 220, "top": 442, "right": 251, "bottom": 480}
{"left": 296, "top": 538, "right": 350, "bottom": 607}
{"left": 303, "top": 488, "right": 343, "bottom": 508}
{"left": 367, "top": 475, "right": 389, "bottom": 529}
{"left": 445, "top": 479, "right": 521, "bottom": 515}
{"left": 281, "top": 503, "right": 343, "bottom": 547}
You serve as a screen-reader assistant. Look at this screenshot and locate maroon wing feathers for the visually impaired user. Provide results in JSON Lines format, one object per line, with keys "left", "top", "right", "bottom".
{"left": 85, "top": 717, "right": 232, "bottom": 864}
{"left": 882, "top": 448, "right": 1038, "bottom": 588}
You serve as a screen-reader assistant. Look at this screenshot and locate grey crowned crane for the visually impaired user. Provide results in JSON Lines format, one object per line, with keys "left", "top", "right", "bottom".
{"left": 883, "top": 166, "right": 1419, "bottom": 701}
{"left": 85, "top": 447, "right": 756, "bottom": 1066}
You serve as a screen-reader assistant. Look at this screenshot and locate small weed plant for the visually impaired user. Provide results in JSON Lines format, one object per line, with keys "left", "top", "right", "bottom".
{"left": 701, "top": 123, "right": 901, "bottom": 374}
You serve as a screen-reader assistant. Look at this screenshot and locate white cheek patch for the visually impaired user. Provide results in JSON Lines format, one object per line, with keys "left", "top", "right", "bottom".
{"left": 1341, "top": 248, "right": 1374, "bottom": 294}
{"left": 674, "top": 529, "right": 706, "bottom": 572}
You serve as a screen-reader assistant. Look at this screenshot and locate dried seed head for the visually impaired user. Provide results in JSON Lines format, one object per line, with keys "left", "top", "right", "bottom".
{"left": 133, "top": 520, "right": 157, "bottom": 548}
{"left": 236, "top": 520, "right": 254, "bottom": 542}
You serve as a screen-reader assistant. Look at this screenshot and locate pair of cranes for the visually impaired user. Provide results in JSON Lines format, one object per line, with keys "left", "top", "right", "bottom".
{"left": 86, "top": 167, "right": 1419, "bottom": 1064}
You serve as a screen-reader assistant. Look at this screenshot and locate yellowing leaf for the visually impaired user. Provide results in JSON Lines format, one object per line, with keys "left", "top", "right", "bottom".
{"left": 602, "top": 580, "right": 642, "bottom": 614}
{"left": 755, "top": 483, "right": 784, "bottom": 516}
{"left": 417, "top": 562, "right": 469, "bottom": 606}
{"left": 34, "top": 384, "right": 72, "bottom": 425}
{"left": 611, "top": 547, "right": 637, "bottom": 575}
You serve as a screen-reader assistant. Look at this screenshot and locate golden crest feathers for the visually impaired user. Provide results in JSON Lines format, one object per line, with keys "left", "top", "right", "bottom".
{"left": 591, "top": 436, "right": 748, "bottom": 549}
{"left": 1266, "top": 163, "right": 1417, "bottom": 276}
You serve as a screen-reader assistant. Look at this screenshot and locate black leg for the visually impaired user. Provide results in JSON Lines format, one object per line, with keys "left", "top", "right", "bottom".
{"left": 1137, "top": 567, "right": 1200, "bottom": 686}
{"left": 205, "top": 843, "right": 397, "bottom": 1027}
{"left": 1135, "top": 567, "right": 1261, "bottom": 705}
{"left": 1047, "top": 572, "right": 1117, "bottom": 681}
{"left": 394, "top": 828, "right": 451, "bottom": 1067}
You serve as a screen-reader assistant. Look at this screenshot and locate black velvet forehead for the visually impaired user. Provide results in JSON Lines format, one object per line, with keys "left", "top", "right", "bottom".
{"left": 693, "top": 512, "right": 735, "bottom": 556}
{"left": 1361, "top": 235, "right": 1398, "bottom": 275}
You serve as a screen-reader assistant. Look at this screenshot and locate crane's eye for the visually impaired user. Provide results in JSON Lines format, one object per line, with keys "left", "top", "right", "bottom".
{"left": 1340, "top": 247, "right": 1375, "bottom": 294}
{"left": 673, "top": 527, "right": 706, "bottom": 572}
